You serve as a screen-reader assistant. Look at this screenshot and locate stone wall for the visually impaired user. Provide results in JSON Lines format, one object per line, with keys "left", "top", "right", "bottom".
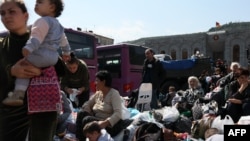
{"left": 127, "top": 22, "right": 250, "bottom": 68}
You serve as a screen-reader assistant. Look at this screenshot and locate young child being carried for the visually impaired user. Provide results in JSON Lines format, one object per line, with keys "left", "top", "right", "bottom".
{"left": 2, "top": 0, "right": 71, "bottom": 106}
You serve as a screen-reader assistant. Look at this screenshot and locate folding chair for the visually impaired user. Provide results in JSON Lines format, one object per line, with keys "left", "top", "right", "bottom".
{"left": 135, "top": 83, "right": 152, "bottom": 112}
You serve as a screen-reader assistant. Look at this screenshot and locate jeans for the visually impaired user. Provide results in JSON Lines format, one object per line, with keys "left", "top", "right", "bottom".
{"left": 150, "top": 89, "right": 159, "bottom": 109}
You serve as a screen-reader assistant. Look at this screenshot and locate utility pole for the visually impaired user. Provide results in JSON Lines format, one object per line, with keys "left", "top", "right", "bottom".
{"left": 247, "top": 46, "right": 250, "bottom": 71}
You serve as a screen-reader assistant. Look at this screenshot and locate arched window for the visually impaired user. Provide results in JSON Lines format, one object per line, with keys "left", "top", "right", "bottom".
{"left": 233, "top": 45, "right": 240, "bottom": 62}
{"left": 171, "top": 50, "right": 176, "bottom": 60}
{"left": 182, "top": 49, "right": 188, "bottom": 59}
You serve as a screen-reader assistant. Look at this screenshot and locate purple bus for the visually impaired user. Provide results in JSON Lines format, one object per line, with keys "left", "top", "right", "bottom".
{"left": 97, "top": 43, "right": 149, "bottom": 96}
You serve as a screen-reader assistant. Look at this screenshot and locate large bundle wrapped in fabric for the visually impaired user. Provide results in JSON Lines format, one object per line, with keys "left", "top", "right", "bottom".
{"left": 161, "top": 59, "right": 196, "bottom": 70}
{"left": 160, "top": 58, "right": 212, "bottom": 79}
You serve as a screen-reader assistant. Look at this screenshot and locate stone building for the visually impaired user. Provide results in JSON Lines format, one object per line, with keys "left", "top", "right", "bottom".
{"left": 127, "top": 22, "right": 250, "bottom": 68}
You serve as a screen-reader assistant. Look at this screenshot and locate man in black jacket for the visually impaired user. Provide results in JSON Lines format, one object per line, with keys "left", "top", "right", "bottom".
{"left": 142, "top": 48, "right": 165, "bottom": 109}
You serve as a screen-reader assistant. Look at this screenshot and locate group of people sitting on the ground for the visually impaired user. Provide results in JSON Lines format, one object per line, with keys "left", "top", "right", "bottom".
{"left": 158, "top": 61, "right": 247, "bottom": 120}
{"left": 54, "top": 56, "right": 250, "bottom": 141}
{"left": 149, "top": 61, "right": 250, "bottom": 140}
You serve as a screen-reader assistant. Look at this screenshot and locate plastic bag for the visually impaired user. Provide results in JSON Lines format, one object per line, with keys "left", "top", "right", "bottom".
{"left": 121, "top": 97, "right": 131, "bottom": 120}
{"left": 162, "top": 106, "right": 180, "bottom": 123}
{"left": 128, "top": 108, "right": 140, "bottom": 118}
{"left": 121, "top": 106, "right": 130, "bottom": 120}
{"left": 191, "top": 99, "right": 204, "bottom": 120}
{"left": 238, "top": 116, "right": 250, "bottom": 125}
{"left": 211, "top": 115, "right": 234, "bottom": 133}
{"left": 69, "top": 88, "right": 79, "bottom": 102}
{"left": 136, "top": 112, "right": 155, "bottom": 122}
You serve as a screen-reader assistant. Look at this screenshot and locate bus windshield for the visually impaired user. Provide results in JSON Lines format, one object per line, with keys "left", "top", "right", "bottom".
{"left": 98, "top": 48, "right": 121, "bottom": 78}
{"left": 63, "top": 29, "right": 95, "bottom": 59}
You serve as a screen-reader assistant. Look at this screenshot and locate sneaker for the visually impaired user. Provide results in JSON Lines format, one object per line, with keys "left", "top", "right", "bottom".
{"left": 2, "top": 90, "right": 25, "bottom": 106}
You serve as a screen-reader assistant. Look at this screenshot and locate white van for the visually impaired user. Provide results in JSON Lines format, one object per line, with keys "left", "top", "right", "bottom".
{"left": 154, "top": 54, "right": 172, "bottom": 61}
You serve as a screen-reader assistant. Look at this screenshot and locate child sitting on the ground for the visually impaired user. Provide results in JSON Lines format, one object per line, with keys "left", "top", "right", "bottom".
{"left": 83, "top": 121, "right": 113, "bottom": 141}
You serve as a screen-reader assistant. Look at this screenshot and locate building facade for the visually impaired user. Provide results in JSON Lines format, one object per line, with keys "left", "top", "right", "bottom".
{"left": 128, "top": 22, "right": 250, "bottom": 68}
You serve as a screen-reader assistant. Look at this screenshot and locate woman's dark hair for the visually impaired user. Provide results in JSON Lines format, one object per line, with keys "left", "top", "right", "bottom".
{"left": 49, "top": 0, "right": 64, "bottom": 17}
{"left": 234, "top": 67, "right": 246, "bottom": 78}
{"left": 70, "top": 51, "right": 76, "bottom": 59}
{"left": 67, "top": 56, "right": 79, "bottom": 65}
{"left": 96, "top": 70, "right": 112, "bottom": 87}
{"left": 16, "top": 0, "right": 27, "bottom": 13}
{"left": 238, "top": 68, "right": 249, "bottom": 77}
{"left": 0, "top": 0, "right": 28, "bottom": 13}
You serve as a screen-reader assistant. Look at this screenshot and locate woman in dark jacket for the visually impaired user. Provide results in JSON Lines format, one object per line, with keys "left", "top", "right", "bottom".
{"left": 61, "top": 56, "right": 90, "bottom": 108}
{"left": 0, "top": 1, "right": 65, "bottom": 140}
{"left": 226, "top": 68, "right": 250, "bottom": 123}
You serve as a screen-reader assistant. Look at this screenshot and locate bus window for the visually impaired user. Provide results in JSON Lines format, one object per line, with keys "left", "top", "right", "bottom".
{"left": 129, "top": 46, "right": 147, "bottom": 65}
{"left": 63, "top": 31, "right": 95, "bottom": 59}
{"left": 97, "top": 44, "right": 149, "bottom": 96}
{"left": 98, "top": 48, "right": 121, "bottom": 78}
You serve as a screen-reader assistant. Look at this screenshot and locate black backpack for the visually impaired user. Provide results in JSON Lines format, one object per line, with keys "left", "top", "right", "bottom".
{"left": 127, "top": 89, "right": 139, "bottom": 108}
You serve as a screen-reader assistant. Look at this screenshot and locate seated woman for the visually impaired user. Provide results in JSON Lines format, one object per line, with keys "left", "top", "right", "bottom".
{"left": 172, "top": 76, "right": 205, "bottom": 119}
{"left": 226, "top": 67, "right": 244, "bottom": 100}
{"left": 183, "top": 76, "right": 205, "bottom": 110}
{"left": 226, "top": 68, "right": 250, "bottom": 123}
{"left": 75, "top": 70, "right": 132, "bottom": 141}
